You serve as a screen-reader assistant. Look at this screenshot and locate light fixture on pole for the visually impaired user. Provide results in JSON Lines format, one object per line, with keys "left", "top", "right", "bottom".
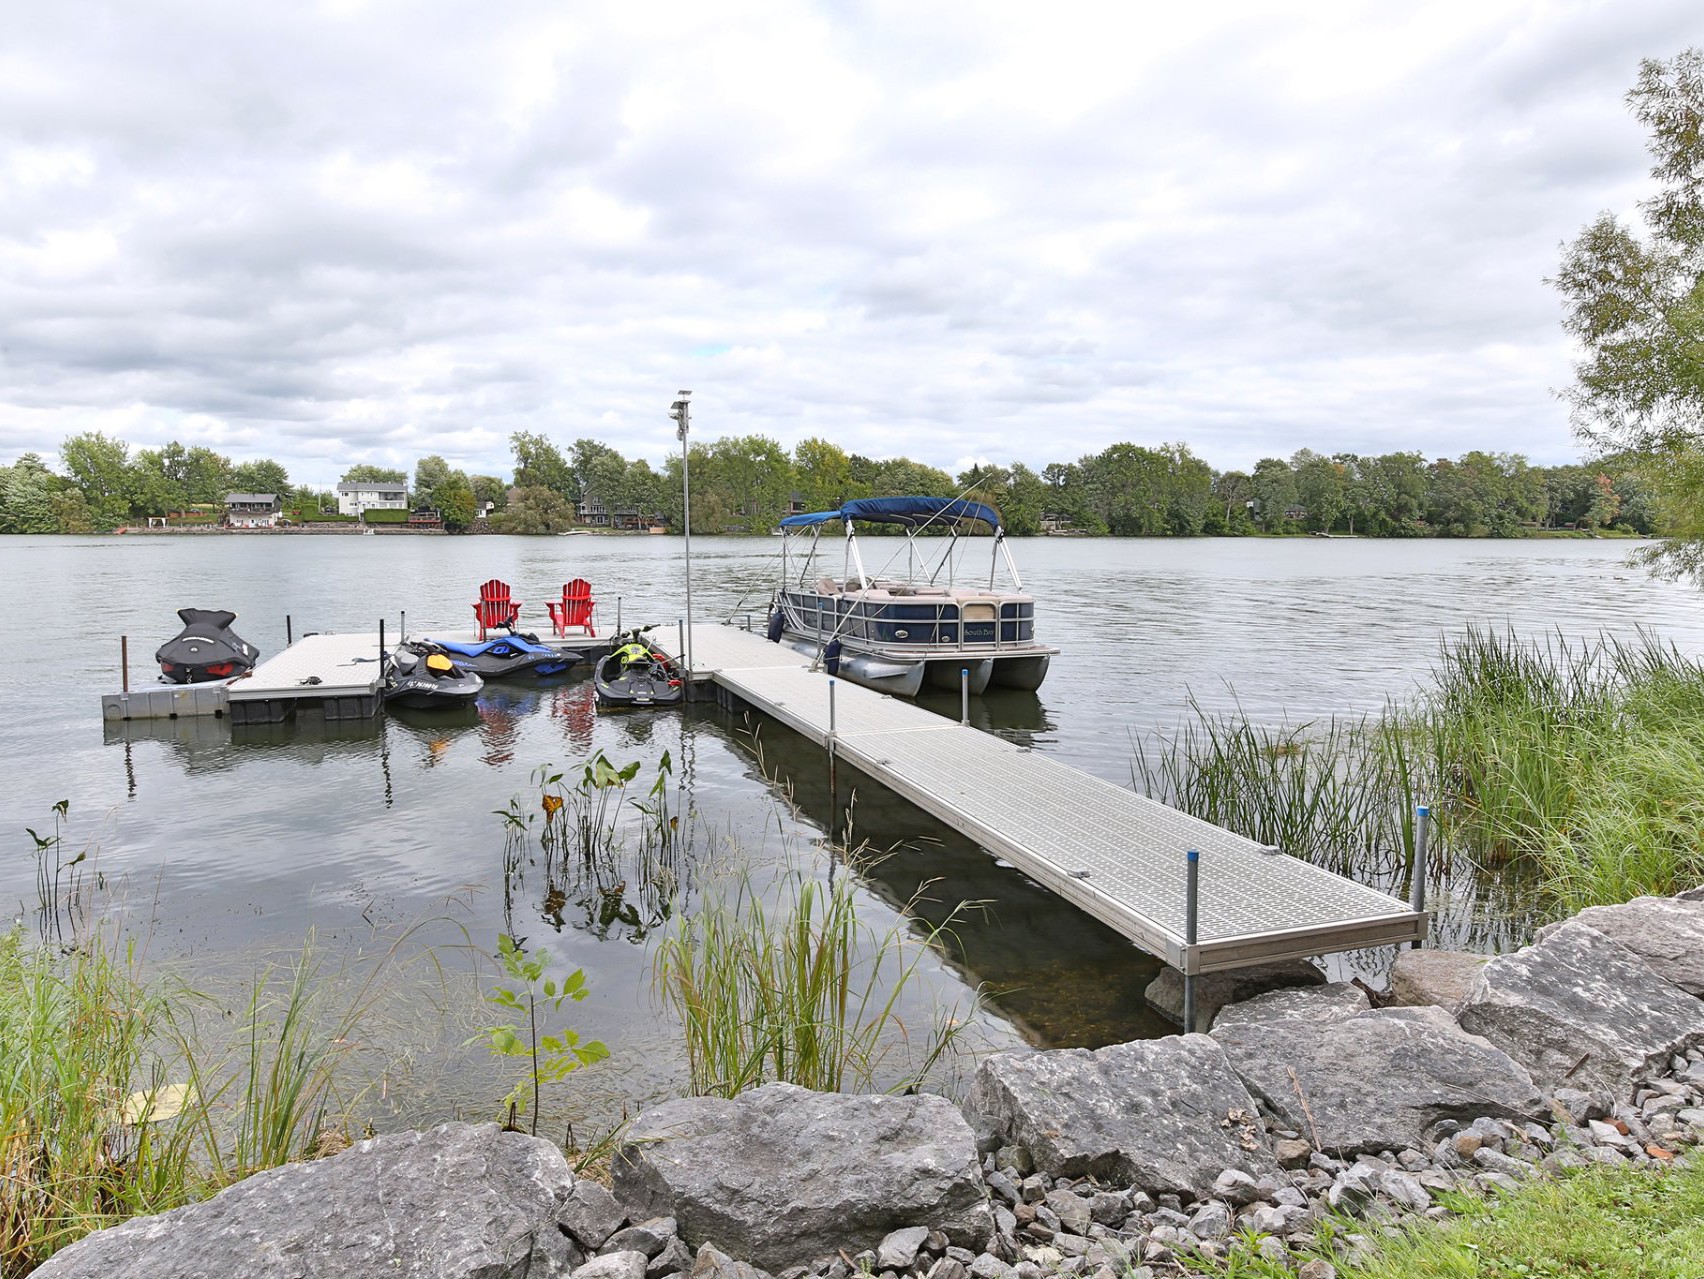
{"left": 671, "top": 390, "right": 694, "bottom": 676}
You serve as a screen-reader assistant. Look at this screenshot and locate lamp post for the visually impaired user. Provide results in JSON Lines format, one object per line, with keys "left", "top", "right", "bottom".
{"left": 671, "top": 391, "right": 694, "bottom": 675}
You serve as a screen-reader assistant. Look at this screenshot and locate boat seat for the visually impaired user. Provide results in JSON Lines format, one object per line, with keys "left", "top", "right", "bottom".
{"left": 816, "top": 577, "right": 841, "bottom": 595}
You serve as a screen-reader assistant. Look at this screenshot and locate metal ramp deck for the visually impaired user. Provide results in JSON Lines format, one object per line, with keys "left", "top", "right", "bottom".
{"left": 678, "top": 624, "right": 1425, "bottom": 974}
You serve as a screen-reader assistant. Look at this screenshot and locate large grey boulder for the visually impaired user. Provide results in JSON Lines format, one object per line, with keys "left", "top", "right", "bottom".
{"left": 1145, "top": 960, "right": 1325, "bottom": 1029}
{"left": 613, "top": 1083, "right": 990, "bottom": 1273}
{"left": 1212, "top": 1005, "right": 1545, "bottom": 1156}
{"left": 1543, "top": 896, "right": 1704, "bottom": 998}
{"left": 32, "top": 1123, "right": 575, "bottom": 1279}
{"left": 964, "top": 1034, "right": 1278, "bottom": 1199}
{"left": 1210, "top": 982, "right": 1368, "bottom": 1031}
{"left": 1388, "top": 949, "right": 1489, "bottom": 1015}
{"left": 1458, "top": 920, "right": 1704, "bottom": 1096}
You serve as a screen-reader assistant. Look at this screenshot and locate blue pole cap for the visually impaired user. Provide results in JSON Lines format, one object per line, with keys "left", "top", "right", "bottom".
{"left": 1416, "top": 804, "right": 1431, "bottom": 816}
{"left": 1187, "top": 848, "right": 1199, "bottom": 862}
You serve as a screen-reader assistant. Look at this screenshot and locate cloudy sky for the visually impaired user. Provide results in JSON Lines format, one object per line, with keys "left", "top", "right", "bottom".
{"left": 1, "top": 1, "right": 1696, "bottom": 487}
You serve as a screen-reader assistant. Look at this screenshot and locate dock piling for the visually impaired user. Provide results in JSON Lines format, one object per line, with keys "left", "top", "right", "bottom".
{"left": 379, "top": 619, "right": 385, "bottom": 667}
{"left": 828, "top": 677, "right": 837, "bottom": 742}
{"left": 286, "top": 615, "right": 293, "bottom": 645}
{"left": 1410, "top": 804, "right": 1430, "bottom": 948}
{"left": 1183, "top": 848, "right": 1200, "bottom": 1033}
{"left": 616, "top": 597, "right": 622, "bottom": 633}
{"left": 121, "top": 635, "right": 129, "bottom": 693}
{"left": 960, "top": 668, "right": 969, "bottom": 725}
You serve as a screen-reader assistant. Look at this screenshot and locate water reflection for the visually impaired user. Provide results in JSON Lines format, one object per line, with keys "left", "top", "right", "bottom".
{"left": 717, "top": 706, "right": 1173, "bottom": 1048}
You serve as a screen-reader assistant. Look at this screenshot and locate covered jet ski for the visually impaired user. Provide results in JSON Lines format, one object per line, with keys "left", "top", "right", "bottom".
{"left": 594, "top": 627, "right": 684, "bottom": 708}
{"left": 384, "top": 643, "right": 484, "bottom": 710}
{"left": 155, "top": 608, "right": 260, "bottom": 684}
{"left": 417, "top": 632, "right": 582, "bottom": 679}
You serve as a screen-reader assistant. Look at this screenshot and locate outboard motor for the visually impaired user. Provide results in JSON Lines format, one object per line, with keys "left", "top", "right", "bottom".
{"left": 766, "top": 611, "right": 785, "bottom": 644}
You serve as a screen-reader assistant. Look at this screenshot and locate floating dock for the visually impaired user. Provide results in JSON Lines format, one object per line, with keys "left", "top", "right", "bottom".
{"left": 672, "top": 623, "right": 1426, "bottom": 976}
{"left": 224, "top": 632, "right": 386, "bottom": 724}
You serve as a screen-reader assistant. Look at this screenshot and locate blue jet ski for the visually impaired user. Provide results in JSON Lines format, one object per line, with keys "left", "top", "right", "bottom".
{"left": 419, "top": 632, "right": 582, "bottom": 679}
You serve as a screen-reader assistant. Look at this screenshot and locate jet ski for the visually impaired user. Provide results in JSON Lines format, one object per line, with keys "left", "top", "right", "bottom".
{"left": 416, "top": 631, "right": 582, "bottom": 679}
{"left": 155, "top": 608, "right": 261, "bottom": 683}
{"left": 384, "top": 643, "right": 484, "bottom": 710}
{"left": 594, "top": 627, "right": 684, "bottom": 708}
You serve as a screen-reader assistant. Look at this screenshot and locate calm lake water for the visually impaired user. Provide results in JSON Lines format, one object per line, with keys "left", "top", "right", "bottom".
{"left": 2, "top": 533, "right": 1700, "bottom": 1131}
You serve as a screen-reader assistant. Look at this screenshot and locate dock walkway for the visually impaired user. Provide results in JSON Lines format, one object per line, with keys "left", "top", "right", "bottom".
{"left": 676, "top": 624, "right": 1424, "bottom": 975}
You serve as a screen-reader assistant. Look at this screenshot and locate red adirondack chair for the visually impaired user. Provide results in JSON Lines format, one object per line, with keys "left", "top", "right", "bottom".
{"left": 546, "top": 578, "right": 597, "bottom": 638}
{"left": 471, "top": 578, "right": 522, "bottom": 640}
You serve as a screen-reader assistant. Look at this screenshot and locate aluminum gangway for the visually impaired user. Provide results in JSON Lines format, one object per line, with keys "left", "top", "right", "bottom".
{"left": 672, "top": 623, "right": 1425, "bottom": 978}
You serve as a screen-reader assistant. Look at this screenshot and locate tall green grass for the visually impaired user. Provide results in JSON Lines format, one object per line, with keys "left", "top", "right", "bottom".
{"left": 0, "top": 925, "right": 421, "bottom": 1277}
{"left": 1133, "top": 628, "right": 1704, "bottom": 917}
{"left": 652, "top": 863, "right": 975, "bottom": 1098}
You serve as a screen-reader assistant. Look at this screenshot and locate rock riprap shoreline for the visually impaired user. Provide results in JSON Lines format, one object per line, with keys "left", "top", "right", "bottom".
{"left": 34, "top": 890, "right": 1704, "bottom": 1279}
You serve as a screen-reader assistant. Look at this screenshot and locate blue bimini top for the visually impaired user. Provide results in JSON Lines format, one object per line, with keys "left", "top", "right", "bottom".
{"left": 778, "top": 496, "right": 1001, "bottom": 530}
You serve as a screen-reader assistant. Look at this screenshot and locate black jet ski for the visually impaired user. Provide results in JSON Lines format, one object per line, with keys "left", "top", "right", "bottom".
{"left": 155, "top": 608, "right": 260, "bottom": 683}
{"left": 384, "top": 643, "right": 484, "bottom": 710}
{"left": 417, "top": 632, "right": 582, "bottom": 679}
{"left": 594, "top": 627, "right": 684, "bottom": 708}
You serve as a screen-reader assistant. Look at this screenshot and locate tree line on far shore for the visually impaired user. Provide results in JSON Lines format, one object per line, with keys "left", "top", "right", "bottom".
{"left": 0, "top": 426, "right": 1652, "bottom": 539}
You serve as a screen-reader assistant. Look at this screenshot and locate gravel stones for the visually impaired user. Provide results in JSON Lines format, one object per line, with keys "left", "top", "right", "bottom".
{"left": 966, "top": 1034, "right": 1279, "bottom": 1197}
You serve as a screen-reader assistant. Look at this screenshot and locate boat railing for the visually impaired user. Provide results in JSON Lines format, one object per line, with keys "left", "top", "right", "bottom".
{"left": 780, "top": 589, "right": 1040, "bottom": 656}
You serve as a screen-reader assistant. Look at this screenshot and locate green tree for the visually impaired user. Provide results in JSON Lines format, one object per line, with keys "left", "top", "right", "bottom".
{"left": 183, "top": 447, "right": 234, "bottom": 504}
{"left": 511, "top": 432, "right": 574, "bottom": 499}
{"left": 341, "top": 464, "right": 408, "bottom": 485}
{"left": 59, "top": 431, "right": 134, "bottom": 528}
{"left": 0, "top": 456, "right": 59, "bottom": 533}
{"left": 1210, "top": 470, "right": 1257, "bottom": 535}
{"left": 1250, "top": 457, "right": 1298, "bottom": 532}
{"left": 130, "top": 446, "right": 187, "bottom": 517}
{"left": 1554, "top": 49, "right": 1704, "bottom": 580}
{"left": 793, "top": 438, "right": 851, "bottom": 512}
{"left": 434, "top": 473, "right": 479, "bottom": 531}
{"left": 1292, "top": 449, "right": 1346, "bottom": 533}
{"left": 230, "top": 458, "right": 289, "bottom": 495}
{"left": 496, "top": 485, "right": 574, "bottom": 534}
{"left": 48, "top": 489, "right": 95, "bottom": 533}
{"left": 470, "top": 475, "right": 508, "bottom": 514}
{"left": 570, "top": 440, "right": 626, "bottom": 505}
{"left": 413, "top": 455, "right": 455, "bottom": 501}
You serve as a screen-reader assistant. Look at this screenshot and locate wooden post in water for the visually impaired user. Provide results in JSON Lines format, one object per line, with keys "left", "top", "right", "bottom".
{"left": 1183, "top": 848, "right": 1200, "bottom": 1033}
{"left": 121, "top": 635, "right": 129, "bottom": 693}
{"left": 286, "top": 615, "right": 293, "bottom": 645}
{"left": 1410, "top": 805, "right": 1430, "bottom": 948}
{"left": 379, "top": 619, "right": 385, "bottom": 667}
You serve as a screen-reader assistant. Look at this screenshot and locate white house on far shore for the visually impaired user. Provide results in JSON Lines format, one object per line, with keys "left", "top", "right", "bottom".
{"left": 225, "top": 493, "right": 282, "bottom": 528}
{"left": 336, "top": 481, "right": 408, "bottom": 517}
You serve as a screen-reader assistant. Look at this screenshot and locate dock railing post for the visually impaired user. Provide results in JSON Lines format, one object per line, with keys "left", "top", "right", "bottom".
{"left": 960, "top": 668, "right": 969, "bottom": 725}
{"left": 1410, "top": 804, "right": 1430, "bottom": 948}
{"left": 121, "top": 635, "right": 129, "bottom": 693}
{"left": 1183, "top": 848, "right": 1200, "bottom": 1033}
